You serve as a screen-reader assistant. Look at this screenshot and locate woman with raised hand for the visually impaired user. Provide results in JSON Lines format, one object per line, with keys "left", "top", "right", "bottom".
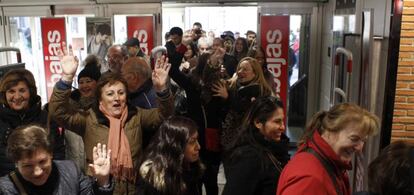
{"left": 222, "top": 97, "right": 289, "bottom": 195}
{"left": 0, "top": 125, "right": 113, "bottom": 195}
{"left": 49, "top": 45, "right": 174, "bottom": 194}
{"left": 277, "top": 103, "right": 379, "bottom": 195}
{"left": 136, "top": 116, "right": 204, "bottom": 195}
{"left": 213, "top": 57, "right": 273, "bottom": 160}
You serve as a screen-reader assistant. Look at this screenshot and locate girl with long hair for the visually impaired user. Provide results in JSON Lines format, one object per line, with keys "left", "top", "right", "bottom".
{"left": 223, "top": 97, "right": 290, "bottom": 195}
{"left": 136, "top": 116, "right": 204, "bottom": 195}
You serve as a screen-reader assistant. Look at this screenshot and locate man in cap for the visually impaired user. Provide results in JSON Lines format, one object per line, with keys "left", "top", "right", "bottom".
{"left": 123, "top": 37, "right": 146, "bottom": 58}
{"left": 221, "top": 31, "right": 235, "bottom": 54}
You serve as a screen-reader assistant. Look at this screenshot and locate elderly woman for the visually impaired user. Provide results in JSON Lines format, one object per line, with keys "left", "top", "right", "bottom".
{"left": 49, "top": 47, "right": 173, "bottom": 194}
{"left": 136, "top": 116, "right": 204, "bottom": 195}
{"left": 0, "top": 125, "right": 112, "bottom": 194}
{"left": 277, "top": 103, "right": 379, "bottom": 195}
{"left": 222, "top": 97, "right": 289, "bottom": 195}
{"left": 0, "top": 69, "right": 64, "bottom": 176}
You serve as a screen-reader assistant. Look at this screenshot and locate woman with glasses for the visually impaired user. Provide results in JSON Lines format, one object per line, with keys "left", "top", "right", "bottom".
{"left": 277, "top": 103, "right": 379, "bottom": 195}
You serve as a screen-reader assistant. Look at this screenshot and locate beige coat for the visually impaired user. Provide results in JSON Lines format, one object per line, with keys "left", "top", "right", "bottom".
{"left": 49, "top": 85, "right": 174, "bottom": 194}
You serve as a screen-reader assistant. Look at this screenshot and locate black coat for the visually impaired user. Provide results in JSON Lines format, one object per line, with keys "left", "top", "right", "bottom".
{"left": 0, "top": 96, "right": 65, "bottom": 176}
{"left": 0, "top": 160, "right": 113, "bottom": 195}
{"left": 222, "top": 130, "right": 290, "bottom": 195}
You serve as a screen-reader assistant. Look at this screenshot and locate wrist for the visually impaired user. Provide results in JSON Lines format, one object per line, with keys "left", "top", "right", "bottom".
{"left": 96, "top": 176, "right": 110, "bottom": 187}
{"left": 61, "top": 74, "right": 74, "bottom": 82}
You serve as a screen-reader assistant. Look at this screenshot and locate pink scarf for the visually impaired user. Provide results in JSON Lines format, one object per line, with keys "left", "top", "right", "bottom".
{"left": 99, "top": 105, "right": 135, "bottom": 182}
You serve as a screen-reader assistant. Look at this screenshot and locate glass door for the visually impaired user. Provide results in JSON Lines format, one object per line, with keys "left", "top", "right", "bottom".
{"left": 3, "top": 6, "right": 50, "bottom": 104}
{"left": 258, "top": 2, "right": 321, "bottom": 146}
{"left": 107, "top": 3, "right": 162, "bottom": 46}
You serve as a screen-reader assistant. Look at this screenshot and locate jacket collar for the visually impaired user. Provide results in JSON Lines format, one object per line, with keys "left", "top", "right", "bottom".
{"left": 299, "top": 130, "right": 352, "bottom": 170}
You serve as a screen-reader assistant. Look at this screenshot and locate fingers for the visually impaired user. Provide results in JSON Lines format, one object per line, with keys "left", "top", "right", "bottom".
{"left": 101, "top": 143, "right": 107, "bottom": 159}
{"left": 61, "top": 41, "right": 68, "bottom": 56}
{"left": 107, "top": 149, "right": 111, "bottom": 161}
{"left": 68, "top": 44, "right": 74, "bottom": 56}
{"left": 93, "top": 145, "right": 99, "bottom": 161}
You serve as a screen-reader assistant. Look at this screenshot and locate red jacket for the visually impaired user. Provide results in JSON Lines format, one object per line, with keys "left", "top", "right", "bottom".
{"left": 277, "top": 130, "right": 351, "bottom": 195}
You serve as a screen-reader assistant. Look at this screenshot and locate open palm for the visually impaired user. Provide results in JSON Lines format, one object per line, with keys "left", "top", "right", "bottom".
{"left": 58, "top": 42, "right": 79, "bottom": 80}
{"left": 152, "top": 55, "right": 171, "bottom": 92}
{"left": 89, "top": 143, "right": 111, "bottom": 186}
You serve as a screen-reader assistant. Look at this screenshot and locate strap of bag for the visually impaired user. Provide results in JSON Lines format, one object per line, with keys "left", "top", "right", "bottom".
{"left": 266, "top": 152, "right": 282, "bottom": 173}
{"left": 304, "top": 147, "right": 343, "bottom": 195}
{"left": 9, "top": 171, "right": 28, "bottom": 195}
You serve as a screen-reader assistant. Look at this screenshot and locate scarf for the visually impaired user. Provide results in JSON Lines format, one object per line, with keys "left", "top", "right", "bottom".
{"left": 99, "top": 104, "right": 135, "bottom": 182}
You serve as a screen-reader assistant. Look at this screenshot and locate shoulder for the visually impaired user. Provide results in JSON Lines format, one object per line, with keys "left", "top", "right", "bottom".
{"left": 282, "top": 152, "right": 326, "bottom": 177}
{"left": 229, "top": 145, "right": 262, "bottom": 165}
{"left": 277, "top": 152, "right": 329, "bottom": 194}
{"left": 54, "top": 160, "right": 79, "bottom": 175}
{"left": 0, "top": 175, "right": 18, "bottom": 194}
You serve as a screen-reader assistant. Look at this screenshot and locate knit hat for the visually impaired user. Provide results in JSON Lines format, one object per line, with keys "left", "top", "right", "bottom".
{"left": 78, "top": 64, "right": 101, "bottom": 81}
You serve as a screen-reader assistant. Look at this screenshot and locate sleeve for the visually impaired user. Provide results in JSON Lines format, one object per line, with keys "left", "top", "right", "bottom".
{"left": 140, "top": 89, "right": 174, "bottom": 129}
{"left": 222, "top": 150, "right": 261, "bottom": 195}
{"left": 78, "top": 174, "right": 114, "bottom": 195}
{"left": 49, "top": 80, "right": 87, "bottom": 137}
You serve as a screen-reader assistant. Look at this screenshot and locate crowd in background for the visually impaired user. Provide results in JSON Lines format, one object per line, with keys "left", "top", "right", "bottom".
{"left": 0, "top": 21, "right": 412, "bottom": 195}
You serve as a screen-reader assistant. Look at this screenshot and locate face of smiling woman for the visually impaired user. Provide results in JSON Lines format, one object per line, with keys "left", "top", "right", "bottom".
{"left": 6, "top": 81, "right": 30, "bottom": 111}
{"left": 99, "top": 81, "right": 127, "bottom": 118}
{"left": 16, "top": 148, "right": 52, "bottom": 186}
{"left": 322, "top": 122, "right": 367, "bottom": 164}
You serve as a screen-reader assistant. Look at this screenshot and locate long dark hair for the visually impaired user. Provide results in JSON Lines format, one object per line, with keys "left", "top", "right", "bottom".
{"left": 139, "top": 116, "right": 203, "bottom": 194}
{"left": 226, "top": 96, "right": 284, "bottom": 153}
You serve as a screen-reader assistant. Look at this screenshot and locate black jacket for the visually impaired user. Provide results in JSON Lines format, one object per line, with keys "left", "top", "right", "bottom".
{"left": 0, "top": 96, "right": 64, "bottom": 176}
{"left": 0, "top": 160, "right": 113, "bottom": 195}
{"left": 222, "top": 130, "right": 290, "bottom": 195}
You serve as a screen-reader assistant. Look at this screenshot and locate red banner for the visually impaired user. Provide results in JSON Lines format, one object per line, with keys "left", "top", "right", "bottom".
{"left": 127, "top": 16, "right": 154, "bottom": 56}
{"left": 260, "top": 16, "right": 289, "bottom": 120}
{"left": 41, "top": 18, "right": 66, "bottom": 100}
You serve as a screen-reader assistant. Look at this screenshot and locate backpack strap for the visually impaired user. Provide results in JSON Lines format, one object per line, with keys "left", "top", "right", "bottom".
{"left": 9, "top": 171, "right": 28, "bottom": 195}
{"left": 304, "top": 147, "right": 343, "bottom": 195}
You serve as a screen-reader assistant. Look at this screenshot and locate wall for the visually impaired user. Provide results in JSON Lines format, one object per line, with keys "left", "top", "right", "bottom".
{"left": 393, "top": 0, "right": 414, "bottom": 143}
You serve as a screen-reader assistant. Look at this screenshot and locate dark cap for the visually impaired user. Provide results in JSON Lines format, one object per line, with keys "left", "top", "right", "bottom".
{"left": 78, "top": 65, "right": 101, "bottom": 81}
{"left": 220, "top": 31, "right": 235, "bottom": 41}
{"left": 123, "top": 38, "right": 140, "bottom": 47}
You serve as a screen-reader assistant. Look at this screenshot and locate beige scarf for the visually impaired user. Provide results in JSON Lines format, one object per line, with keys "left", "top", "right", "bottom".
{"left": 99, "top": 104, "right": 135, "bottom": 182}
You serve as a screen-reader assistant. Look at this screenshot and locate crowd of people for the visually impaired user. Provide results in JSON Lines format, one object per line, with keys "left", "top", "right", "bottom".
{"left": 0, "top": 22, "right": 412, "bottom": 195}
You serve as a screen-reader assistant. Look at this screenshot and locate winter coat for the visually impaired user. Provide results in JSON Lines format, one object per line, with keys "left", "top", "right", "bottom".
{"left": 0, "top": 160, "right": 113, "bottom": 195}
{"left": 277, "top": 130, "right": 351, "bottom": 195}
{"left": 222, "top": 129, "right": 290, "bottom": 195}
{"left": 65, "top": 89, "right": 97, "bottom": 172}
{"left": 49, "top": 82, "right": 174, "bottom": 194}
{"left": 135, "top": 160, "right": 202, "bottom": 195}
{"left": 128, "top": 80, "right": 158, "bottom": 109}
{"left": 0, "top": 95, "right": 64, "bottom": 176}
